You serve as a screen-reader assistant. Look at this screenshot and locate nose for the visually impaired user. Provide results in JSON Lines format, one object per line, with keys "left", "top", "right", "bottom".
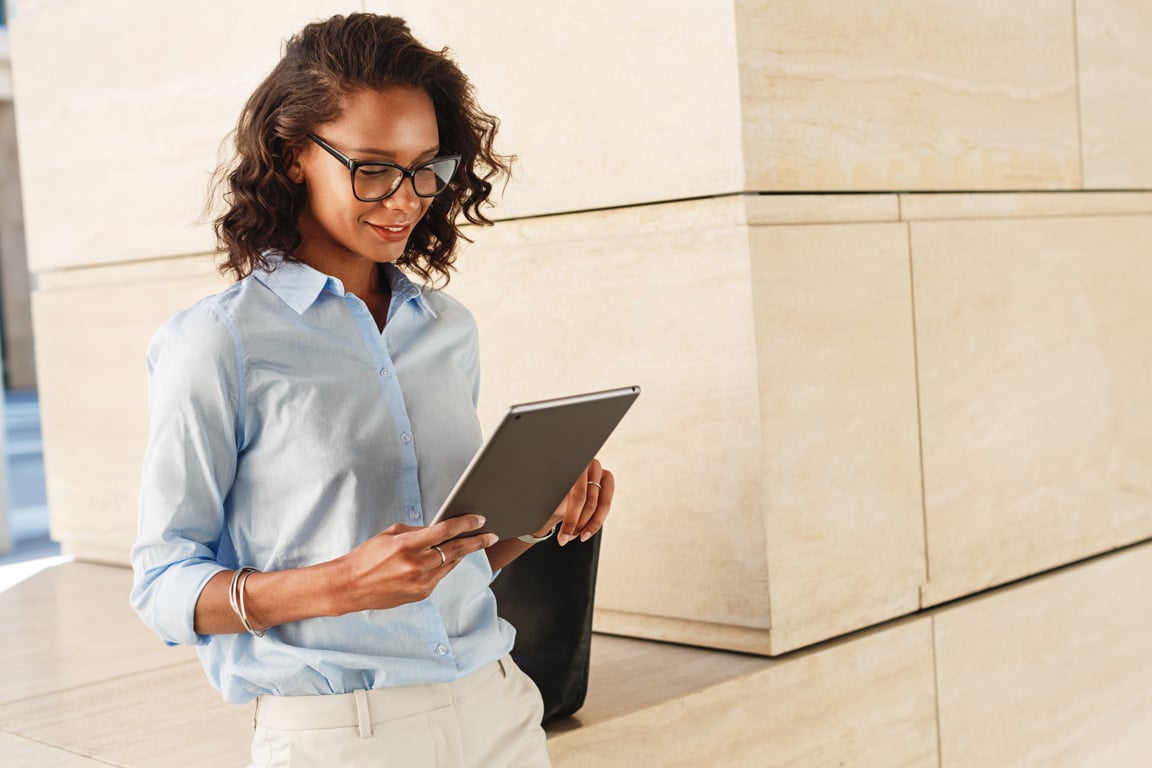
{"left": 383, "top": 178, "right": 422, "bottom": 213}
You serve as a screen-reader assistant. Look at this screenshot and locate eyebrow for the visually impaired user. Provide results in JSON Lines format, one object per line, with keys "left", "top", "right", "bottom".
{"left": 350, "top": 146, "right": 442, "bottom": 160}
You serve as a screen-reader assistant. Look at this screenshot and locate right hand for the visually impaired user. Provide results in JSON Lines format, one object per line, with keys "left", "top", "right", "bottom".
{"left": 333, "top": 514, "right": 497, "bottom": 613}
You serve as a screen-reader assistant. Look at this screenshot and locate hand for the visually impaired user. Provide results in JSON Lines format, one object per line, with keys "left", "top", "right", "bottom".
{"left": 333, "top": 514, "right": 497, "bottom": 613}
{"left": 530, "top": 458, "right": 615, "bottom": 546}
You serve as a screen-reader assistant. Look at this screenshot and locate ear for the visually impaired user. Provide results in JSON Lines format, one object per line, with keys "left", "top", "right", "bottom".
{"left": 284, "top": 144, "right": 305, "bottom": 184}
{"left": 287, "top": 161, "right": 304, "bottom": 185}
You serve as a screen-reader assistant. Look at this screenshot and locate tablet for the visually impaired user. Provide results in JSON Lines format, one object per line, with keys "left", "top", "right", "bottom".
{"left": 430, "top": 385, "right": 641, "bottom": 540}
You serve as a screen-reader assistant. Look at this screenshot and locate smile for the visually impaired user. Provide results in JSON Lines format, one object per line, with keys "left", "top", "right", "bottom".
{"left": 368, "top": 222, "right": 413, "bottom": 241}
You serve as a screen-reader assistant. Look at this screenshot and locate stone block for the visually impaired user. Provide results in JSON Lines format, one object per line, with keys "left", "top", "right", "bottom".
{"left": 1076, "top": 0, "right": 1152, "bottom": 188}
{"left": 364, "top": 0, "right": 745, "bottom": 218}
{"left": 913, "top": 215, "right": 1152, "bottom": 605}
{"left": 749, "top": 222, "right": 924, "bottom": 652}
{"left": 737, "top": 0, "right": 1082, "bottom": 190}
{"left": 32, "top": 258, "right": 226, "bottom": 563}
{"left": 935, "top": 542, "right": 1152, "bottom": 767}
{"left": 453, "top": 197, "right": 926, "bottom": 654}
{"left": 8, "top": 0, "right": 356, "bottom": 272}
{"left": 550, "top": 619, "right": 939, "bottom": 767}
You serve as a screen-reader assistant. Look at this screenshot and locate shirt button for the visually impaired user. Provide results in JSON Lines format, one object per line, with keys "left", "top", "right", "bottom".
{"left": 379, "top": 368, "right": 391, "bottom": 378}
{"left": 435, "top": 644, "right": 448, "bottom": 656}
{"left": 401, "top": 432, "right": 412, "bottom": 444}
{"left": 407, "top": 508, "right": 420, "bottom": 521}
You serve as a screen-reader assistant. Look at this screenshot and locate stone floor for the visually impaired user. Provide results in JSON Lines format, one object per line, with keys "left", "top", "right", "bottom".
{"left": 0, "top": 560, "right": 775, "bottom": 767}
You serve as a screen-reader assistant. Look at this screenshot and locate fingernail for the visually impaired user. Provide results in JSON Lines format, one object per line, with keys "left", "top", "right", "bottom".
{"left": 557, "top": 533, "right": 571, "bottom": 546}
{"left": 476, "top": 516, "right": 487, "bottom": 527}
{"left": 485, "top": 534, "right": 499, "bottom": 547}
{"left": 580, "top": 530, "right": 593, "bottom": 543}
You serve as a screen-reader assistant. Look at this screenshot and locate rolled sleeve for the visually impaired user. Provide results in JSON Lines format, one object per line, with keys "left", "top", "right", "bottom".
{"left": 130, "top": 304, "right": 244, "bottom": 646}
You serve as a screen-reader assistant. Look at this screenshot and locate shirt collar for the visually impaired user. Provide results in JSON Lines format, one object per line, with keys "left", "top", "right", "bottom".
{"left": 254, "top": 255, "right": 437, "bottom": 319}
{"left": 382, "top": 263, "right": 438, "bottom": 320}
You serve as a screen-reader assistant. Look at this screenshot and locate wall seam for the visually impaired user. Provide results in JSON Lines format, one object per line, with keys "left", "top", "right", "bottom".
{"left": 930, "top": 614, "right": 945, "bottom": 768}
{"left": 907, "top": 221, "right": 931, "bottom": 605}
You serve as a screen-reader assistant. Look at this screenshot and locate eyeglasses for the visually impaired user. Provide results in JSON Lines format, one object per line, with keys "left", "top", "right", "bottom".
{"left": 307, "top": 134, "right": 461, "bottom": 202}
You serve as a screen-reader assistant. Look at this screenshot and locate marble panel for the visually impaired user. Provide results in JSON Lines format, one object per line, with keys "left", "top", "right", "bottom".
{"left": 365, "top": 0, "right": 745, "bottom": 218}
{"left": 900, "top": 191, "right": 1152, "bottom": 221}
{"left": 0, "top": 731, "right": 111, "bottom": 767}
{"left": 450, "top": 199, "right": 774, "bottom": 633}
{"left": 935, "top": 543, "right": 1152, "bottom": 767}
{"left": 12, "top": 0, "right": 747, "bottom": 274}
{"left": 0, "top": 661, "right": 251, "bottom": 768}
{"left": 549, "top": 619, "right": 938, "bottom": 767}
{"left": 0, "top": 562, "right": 195, "bottom": 705}
{"left": 33, "top": 258, "right": 227, "bottom": 564}
{"left": 737, "top": 0, "right": 1082, "bottom": 191}
{"left": 1076, "top": 0, "right": 1152, "bottom": 188}
{"left": 749, "top": 223, "right": 925, "bottom": 652}
{"left": 8, "top": 0, "right": 357, "bottom": 272}
{"left": 913, "top": 216, "right": 1152, "bottom": 605}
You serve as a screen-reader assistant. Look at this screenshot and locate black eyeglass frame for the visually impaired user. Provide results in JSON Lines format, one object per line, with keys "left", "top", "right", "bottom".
{"left": 306, "top": 134, "right": 462, "bottom": 203}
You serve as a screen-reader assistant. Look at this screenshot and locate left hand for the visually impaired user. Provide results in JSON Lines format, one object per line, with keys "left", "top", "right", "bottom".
{"left": 530, "top": 458, "right": 615, "bottom": 546}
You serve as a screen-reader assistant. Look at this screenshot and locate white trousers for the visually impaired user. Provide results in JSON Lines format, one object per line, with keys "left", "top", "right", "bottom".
{"left": 247, "top": 656, "right": 551, "bottom": 767}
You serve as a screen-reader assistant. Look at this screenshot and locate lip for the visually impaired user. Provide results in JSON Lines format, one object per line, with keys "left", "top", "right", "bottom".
{"left": 368, "top": 222, "right": 413, "bottom": 242}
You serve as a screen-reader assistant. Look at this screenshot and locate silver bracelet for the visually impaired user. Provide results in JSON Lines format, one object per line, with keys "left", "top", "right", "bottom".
{"left": 229, "top": 566, "right": 267, "bottom": 637}
{"left": 517, "top": 523, "right": 559, "bottom": 544}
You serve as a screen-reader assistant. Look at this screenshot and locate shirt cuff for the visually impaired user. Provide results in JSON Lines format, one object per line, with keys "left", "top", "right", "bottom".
{"left": 147, "top": 561, "right": 229, "bottom": 647}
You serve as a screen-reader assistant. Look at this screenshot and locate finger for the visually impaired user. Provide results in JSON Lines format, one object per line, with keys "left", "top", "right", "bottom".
{"left": 378, "top": 523, "right": 425, "bottom": 537}
{"left": 575, "top": 459, "right": 607, "bottom": 529}
{"left": 581, "top": 463, "right": 606, "bottom": 524}
{"left": 428, "top": 544, "right": 449, "bottom": 570}
{"left": 444, "top": 531, "right": 499, "bottom": 560}
{"left": 578, "top": 469, "right": 614, "bottom": 542}
{"left": 568, "top": 468, "right": 589, "bottom": 518}
{"left": 557, "top": 469, "right": 589, "bottom": 546}
{"left": 417, "top": 514, "right": 488, "bottom": 547}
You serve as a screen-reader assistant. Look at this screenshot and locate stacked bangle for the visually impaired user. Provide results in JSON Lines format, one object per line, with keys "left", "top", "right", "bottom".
{"left": 228, "top": 566, "right": 267, "bottom": 637}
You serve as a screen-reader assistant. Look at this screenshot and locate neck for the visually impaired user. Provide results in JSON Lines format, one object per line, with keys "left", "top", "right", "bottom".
{"left": 293, "top": 252, "right": 388, "bottom": 303}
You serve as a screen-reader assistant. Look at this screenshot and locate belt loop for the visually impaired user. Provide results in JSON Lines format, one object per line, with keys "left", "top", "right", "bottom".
{"left": 252, "top": 696, "right": 260, "bottom": 731}
{"left": 353, "top": 689, "right": 373, "bottom": 739}
{"left": 498, "top": 658, "right": 507, "bottom": 678}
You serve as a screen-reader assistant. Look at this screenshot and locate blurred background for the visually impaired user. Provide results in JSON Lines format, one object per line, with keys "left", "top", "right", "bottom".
{"left": 0, "top": 1, "right": 1150, "bottom": 766}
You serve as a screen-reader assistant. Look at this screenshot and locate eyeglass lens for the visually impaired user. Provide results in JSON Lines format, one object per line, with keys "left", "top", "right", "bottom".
{"left": 354, "top": 158, "right": 459, "bottom": 201}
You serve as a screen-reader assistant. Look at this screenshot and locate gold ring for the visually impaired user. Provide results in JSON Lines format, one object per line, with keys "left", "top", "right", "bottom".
{"left": 587, "top": 481, "right": 602, "bottom": 490}
{"left": 432, "top": 545, "right": 446, "bottom": 567}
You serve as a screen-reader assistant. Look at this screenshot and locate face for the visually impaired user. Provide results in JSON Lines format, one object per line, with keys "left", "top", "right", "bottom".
{"left": 290, "top": 86, "right": 442, "bottom": 275}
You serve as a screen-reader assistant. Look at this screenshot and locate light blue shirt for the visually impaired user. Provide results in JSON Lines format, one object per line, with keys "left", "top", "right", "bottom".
{"left": 130, "top": 258, "right": 515, "bottom": 703}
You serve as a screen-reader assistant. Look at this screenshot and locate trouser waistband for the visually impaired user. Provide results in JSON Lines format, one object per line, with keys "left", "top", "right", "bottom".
{"left": 253, "top": 657, "right": 511, "bottom": 737}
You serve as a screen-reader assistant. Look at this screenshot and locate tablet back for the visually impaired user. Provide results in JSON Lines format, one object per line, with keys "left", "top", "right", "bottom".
{"left": 433, "top": 386, "right": 640, "bottom": 540}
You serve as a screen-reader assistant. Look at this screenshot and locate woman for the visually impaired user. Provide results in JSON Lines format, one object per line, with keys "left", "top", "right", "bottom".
{"left": 129, "top": 13, "right": 612, "bottom": 767}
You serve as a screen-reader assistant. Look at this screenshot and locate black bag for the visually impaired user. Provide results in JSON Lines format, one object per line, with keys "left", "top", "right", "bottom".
{"left": 491, "top": 532, "right": 602, "bottom": 724}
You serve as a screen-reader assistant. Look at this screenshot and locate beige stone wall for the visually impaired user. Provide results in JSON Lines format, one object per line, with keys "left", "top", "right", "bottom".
{"left": 9, "top": 0, "right": 1152, "bottom": 762}
{"left": 451, "top": 191, "right": 1152, "bottom": 655}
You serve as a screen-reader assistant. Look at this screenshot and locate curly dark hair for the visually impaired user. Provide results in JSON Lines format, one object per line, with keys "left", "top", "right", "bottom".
{"left": 212, "top": 13, "right": 510, "bottom": 284}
